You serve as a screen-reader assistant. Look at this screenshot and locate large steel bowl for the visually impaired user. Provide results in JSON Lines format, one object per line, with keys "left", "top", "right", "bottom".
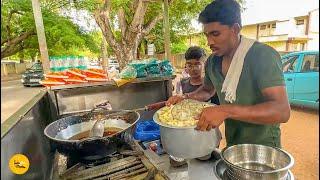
{"left": 44, "top": 110, "right": 140, "bottom": 160}
{"left": 153, "top": 108, "right": 221, "bottom": 159}
{"left": 221, "top": 144, "right": 294, "bottom": 180}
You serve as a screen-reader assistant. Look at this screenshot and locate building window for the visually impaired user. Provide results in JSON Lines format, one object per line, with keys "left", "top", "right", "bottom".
{"left": 296, "top": 19, "right": 305, "bottom": 25}
{"left": 260, "top": 25, "right": 266, "bottom": 30}
{"left": 271, "top": 23, "right": 276, "bottom": 28}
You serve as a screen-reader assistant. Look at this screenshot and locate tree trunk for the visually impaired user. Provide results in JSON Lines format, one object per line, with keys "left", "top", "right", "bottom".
{"left": 113, "top": 45, "right": 135, "bottom": 70}
{"left": 92, "top": 0, "right": 163, "bottom": 70}
{"left": 144, "top": 40, "right": 148, "bottom": 56}
{"left": 19, "top": 53, "right": 25, "bottom": 63}
{"left": 163, "top": 0, "right": 171, "bottom": 60}
{"left": 31, "top": 0, "right": 50, "bottom": 73}
{"left": 31, "top": 55, "right": 35, "bottom": 62}
{"left": 101, "top": 37, "right": 108, "bottom": 71}
{"left": 137, "top": 43, "right": 142, "bottom": 59}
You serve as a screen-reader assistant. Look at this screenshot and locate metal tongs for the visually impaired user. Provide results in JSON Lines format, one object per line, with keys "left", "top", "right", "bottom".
{"left": 90, "top": 101, "right": 166, "bottom": 137}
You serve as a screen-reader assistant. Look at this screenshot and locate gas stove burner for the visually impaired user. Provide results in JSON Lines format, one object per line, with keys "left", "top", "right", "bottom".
{"left": 65, "top": 138, "right": 135, "bottom": 169}
{"left": 214, "top": 159, "right": 294, "bottom": 180}
{"left": 84, "top": 157, "right": 111, "bottom": 168}
{"left": 79, "top": 143, "right": 117, "bottom": 161}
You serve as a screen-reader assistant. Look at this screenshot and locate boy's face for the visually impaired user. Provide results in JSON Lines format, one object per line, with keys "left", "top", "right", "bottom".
{"left": 185, "top": 59, "right": 203, "bottom": 77}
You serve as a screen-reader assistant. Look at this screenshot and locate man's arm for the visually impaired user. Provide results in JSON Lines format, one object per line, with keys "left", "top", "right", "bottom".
{"left": 187, "top": 84, "right": 215, "bottom": 102}
{"left": 224, "top": 86, "right": 290, "bottom": 124}
{"left": 166, "top": 84, "right": 215, "bottom": 106}
{"left": 197, "top": 86, "right": 291, "bottom": 131}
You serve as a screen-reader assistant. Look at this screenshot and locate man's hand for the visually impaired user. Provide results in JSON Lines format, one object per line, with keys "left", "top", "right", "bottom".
{"left": 196, "top": 106, "right": 229, "bottom": 131}
{"left": 166, "top": 95, "right": 185, "bottom": 106}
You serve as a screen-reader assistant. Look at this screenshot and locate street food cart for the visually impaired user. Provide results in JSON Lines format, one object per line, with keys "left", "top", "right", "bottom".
{"left": 1, "top": 76, "right": 294, "bottom": 180}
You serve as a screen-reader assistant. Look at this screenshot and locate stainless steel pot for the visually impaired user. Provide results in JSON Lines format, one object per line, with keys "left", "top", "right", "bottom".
{"left": 153, "top": 107, "right": 221, "bottom": 159}
{"left": 221, "top": 144, "right": 294, "bottom": 180}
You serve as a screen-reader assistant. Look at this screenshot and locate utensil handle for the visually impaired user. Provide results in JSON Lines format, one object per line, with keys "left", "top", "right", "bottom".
{"left": 146, "top": 101, "right": 166, "bottom": 111}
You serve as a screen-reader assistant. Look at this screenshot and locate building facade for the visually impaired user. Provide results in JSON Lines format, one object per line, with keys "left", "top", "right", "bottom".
{"left": 241, "top": 8, "right": 319, "bottom": 52}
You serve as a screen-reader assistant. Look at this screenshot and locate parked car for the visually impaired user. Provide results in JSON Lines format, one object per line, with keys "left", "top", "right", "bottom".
{"left": 21, "top": 62, "right": 44, "bottom": 87}
{"left": 88, "top": 60, "right": 101, "bottom": 69}
{"left": 281, "top": 51, "right": 319, "bottom": 109}
{"left": 108, "top": 58, "right": 120, "bottom": 70}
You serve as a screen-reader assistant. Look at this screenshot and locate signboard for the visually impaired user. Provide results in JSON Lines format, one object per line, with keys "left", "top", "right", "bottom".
{"left": 147, "top": 44, "right": 155, "bottom": 56}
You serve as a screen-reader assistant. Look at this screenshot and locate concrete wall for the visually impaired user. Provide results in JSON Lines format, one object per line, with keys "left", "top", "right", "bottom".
{"left": 1, "top": 62, "right": 33, "bottom": 76}
{"left": 241, "top": 25, "right": 258, "bottom": 39}
{"left": 264, "top": 41, "right": 287, "bottom": 51}
{"left": 307, "top": 9, "right": 319, "bottom": 50}
{"left": 1, "top": 65, "right": 5, "bottom": 76}
{"left": 274, "top": 20, "right": 290, "bottom": 35}
{"left": 307, "top": 32, "right": 319, "bottom": 50}
{"left": 15, "top": 63, "right": 27, "bottom": 74}
{"left": 1, "top": 63, "right": 16, "bottom": 76}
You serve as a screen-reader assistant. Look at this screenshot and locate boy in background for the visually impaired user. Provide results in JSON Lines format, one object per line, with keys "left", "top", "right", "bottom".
{"left": 175, "top": 46, "right": 220, "bottom": 105}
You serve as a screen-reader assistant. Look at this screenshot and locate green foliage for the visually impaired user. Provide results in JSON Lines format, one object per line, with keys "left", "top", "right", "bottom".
{"left": 171, "top": 42, "right": 188, "bottom": 54}
{"left": 1, "top": 0, "right": 34, "bottom": 41}
{"left": 1, "top": 0, "right": 245, "bottom": 60}
{"left": 1, "top": 0, "right": 102, "bottom": 60}
{"left": 197, "top": 33, "right": 211, "bottom": 53}
{"left": 145, "top": 0, "right": 213, "bottom": 54}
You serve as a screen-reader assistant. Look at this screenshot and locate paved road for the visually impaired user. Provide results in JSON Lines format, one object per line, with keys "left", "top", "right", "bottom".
{"left": 1, "top": 80, "right": 43, "bottom": 123}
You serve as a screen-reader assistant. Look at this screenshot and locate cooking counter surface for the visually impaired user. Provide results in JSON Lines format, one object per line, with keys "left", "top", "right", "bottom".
{"left": 138, "top": 141, "right": 221, "bottom": 180}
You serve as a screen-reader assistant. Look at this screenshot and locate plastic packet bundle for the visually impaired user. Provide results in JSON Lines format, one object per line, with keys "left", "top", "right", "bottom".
{"left": 119, "top": 65, "right": 137, "bottom": 79}
{"left": 129, "top": 60, "right": 147, "bottom": 78}
{"left": 146, "top": 59, "right": 161, "bottom": 76}
{"left": 159, "top": 59, "right": 174, "bottom": 76}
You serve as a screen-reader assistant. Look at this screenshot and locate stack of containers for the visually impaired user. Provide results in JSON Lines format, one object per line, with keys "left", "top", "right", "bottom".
{"left": 61, "top": 56, "right": 68, "bottom": 71}
{"left": 65, "top": 56, "right": 71, "bottom": 70}
{"left": 56, "top": 56, "right": 62, "bottom": 72}
{"left": 49, "top": 55, "right": 89, "bottom": 72}
{"left": 69, "top": 55, "right": 76, "bottom": 69}
{"left": 78, "top": 56, "right": 87, "bottom": 70}
{"left": 49, "top": 56, "right": 56, "bottom": 72}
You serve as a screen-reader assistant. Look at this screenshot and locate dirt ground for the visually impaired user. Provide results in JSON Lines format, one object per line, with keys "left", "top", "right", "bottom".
{"left": 218, "top": 106, "right": 319, "bottom": 180}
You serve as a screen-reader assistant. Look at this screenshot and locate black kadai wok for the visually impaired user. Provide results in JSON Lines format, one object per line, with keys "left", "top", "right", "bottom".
{"left": 44, "top": 108, "right": 140, "bottom": 161}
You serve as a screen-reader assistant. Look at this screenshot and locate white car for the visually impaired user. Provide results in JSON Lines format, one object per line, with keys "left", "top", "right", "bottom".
{"left": 88, "top": 61, "right": 102, "bottom": 69}
{"left": 108, "top": 58, "right": 119, "bottom": 70}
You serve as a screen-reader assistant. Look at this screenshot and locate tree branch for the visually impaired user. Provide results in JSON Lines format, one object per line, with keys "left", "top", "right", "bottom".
{"left": 1, "top": 30, "right": 35, "bottom": 59}
{"left": 93, "top": 9, "right": 119, "bottom": 52}
{"left": 117, "top": 8, "right": 127, "bottom": 38}
{"left": 7, "top": 31, "right": 36, "bottom": 46}
{"left": 130, "top": 0, "right": 147, "bottom": 32}
{"left": 104, "top": 0, "right": 111, "bottom": 12}
{"left": 142, "top": 13, "right": 163, "bottom": 35}
{"left": 1, "top": 44, "right": 24, "bottom": 59}
{"left": 6, "top": 10, "right": 23, "bottom": 43}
